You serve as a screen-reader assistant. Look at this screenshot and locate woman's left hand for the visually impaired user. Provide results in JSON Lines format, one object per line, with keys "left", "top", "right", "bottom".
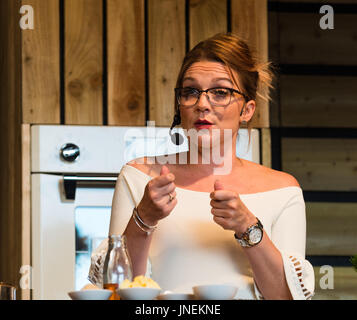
{"left": 210, "top": 180, "right": 257, "bottom": 237}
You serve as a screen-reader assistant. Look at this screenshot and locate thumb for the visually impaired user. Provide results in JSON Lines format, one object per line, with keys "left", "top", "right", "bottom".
{"left": 214, "top": 179, "right": 225, "bottom": 191}
{"left": 160, "top": 165, "right": 170, "bottom": 176}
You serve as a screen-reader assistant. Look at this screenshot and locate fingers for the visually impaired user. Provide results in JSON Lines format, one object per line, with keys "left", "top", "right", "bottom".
{"left": 152, "top": 166, "right": 175, "bottom": 188}
{"left": 214, "top": 179, "right": 225, "bottom": 191}
{"left": 160, "top": 165, "right": 170, "bottom": 176}
{"left": 210, "top": 198, "right": 236, "bottom": 210}
{"left": 210, "top": 189, "right": 237, "bottom": 201}
{"left": 212, "top": 215, "right": 233, "bottom": 230}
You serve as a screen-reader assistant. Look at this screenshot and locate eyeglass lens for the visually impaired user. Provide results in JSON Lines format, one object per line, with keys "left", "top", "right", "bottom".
{"left": 179, "top": 88, "right": 232, "bottom": 107}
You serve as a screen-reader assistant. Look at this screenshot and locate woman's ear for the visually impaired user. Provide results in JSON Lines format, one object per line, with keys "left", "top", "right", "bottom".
{"left": 240, "top": 100, "right": 255, "bottom": 123}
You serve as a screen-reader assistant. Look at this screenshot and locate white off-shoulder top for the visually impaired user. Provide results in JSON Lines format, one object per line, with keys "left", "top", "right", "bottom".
{"left": 89, "top": 164, "right": 315, "bottom": 300}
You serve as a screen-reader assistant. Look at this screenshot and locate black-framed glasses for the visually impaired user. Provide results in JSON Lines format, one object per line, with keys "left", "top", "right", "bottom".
{"left": 175, "top": 87, "right": 248, "bottom": 107}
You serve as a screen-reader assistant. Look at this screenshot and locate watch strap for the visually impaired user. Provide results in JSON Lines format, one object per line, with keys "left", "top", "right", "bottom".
{"left": 234, "top": 218, "right": 263, "bottom": 247}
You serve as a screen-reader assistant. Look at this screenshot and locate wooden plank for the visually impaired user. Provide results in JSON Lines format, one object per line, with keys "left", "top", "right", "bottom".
{"left": 261, "top": 128, "right": 272, "bottom": 168}
{"left": 278, "top": 12, "right": 357, "bottom": 65}
{"left": 281, "top": 138, "right": 357, "bottom": 191}
{"left": 306, "top": 202, "right": 357, "bottom": 256}
{"left": 231, "top": 0, "right": 269, "bottom": 128}
{"left": 189, "top": 0, "right": 227, "bottom": 49}
{"left": 313, "top": 267, "right": 357, "bottom": 300}
{"left": 65, "top": 0, "right": 103, "bottom": 124}
{"left": 22, "top": 0, "right": 60, "bottom": 124}
{"left": 21, "top": 124, "right": 31, "bottom": 300}
{"left": 280, "top": 75, "right": 357, "bottom": 128}
{"left": 148, "top": 0, "right": 186, "bottom": 126}
{"left": 107, "top": 0, "right": 146, "bottom": 126}
{"left": 0, "top": 0, "right": 23, "bottom": 293}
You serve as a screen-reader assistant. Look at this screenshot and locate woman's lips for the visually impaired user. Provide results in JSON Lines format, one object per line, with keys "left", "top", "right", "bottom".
{"left": 194, "top": 119, "right": 213, "bottom": 129}
{"left": 194, "top": 124, "right": 213, "bottom": 129}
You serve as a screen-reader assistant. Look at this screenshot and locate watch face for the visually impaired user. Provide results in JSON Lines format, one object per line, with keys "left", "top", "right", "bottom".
{"left": 249, "top": 227, "right": 263, "bottom": 244}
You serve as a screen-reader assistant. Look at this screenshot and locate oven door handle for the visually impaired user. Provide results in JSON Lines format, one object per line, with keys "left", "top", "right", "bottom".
{"left": 63, "top": 175, "right": 118, "bottom": 200}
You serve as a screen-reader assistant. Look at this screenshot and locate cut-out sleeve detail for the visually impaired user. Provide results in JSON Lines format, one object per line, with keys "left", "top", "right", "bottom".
{"left": 252, "top": 252, "right": 314, "bottom": 300}
{"left": 270, "top": 188, "right": 315, "bottom": 300}
{"left": 281, "top": 252, "right": 315, "bottom": 300}
{"left": 253, "top": 280, "right": 264, "bottom": 300}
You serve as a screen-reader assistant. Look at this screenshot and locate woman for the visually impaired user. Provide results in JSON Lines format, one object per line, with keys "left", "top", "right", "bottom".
{"left": 90, "top": 33, "right": 314, "bottom": 300}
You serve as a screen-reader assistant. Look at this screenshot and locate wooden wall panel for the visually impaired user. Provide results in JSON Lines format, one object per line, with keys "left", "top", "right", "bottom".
{"left": 279, "top": 13, "right": 357, "bottom": 65}
{"left": 148, "top": 0, "right": 186, "bottom": 126}
{"left": 0, "top": 0, "right": 22, "bottom": 293}
{"left": 65, "top": 0, "right": 103, "bottom": 125}
{"left": 22, "top": 0, "right": 60, "bottom": 124}
{"left": 282, "top": 138, "right": 357, "bottom": 191}
{"left": 306, "top": 202, "right": 357, "bottom": 255}
{"left": 189, "top": 0, "right": 227, "bottom": 49}
{"left": 107, "top": 0, "right": 146, "bottom": 126}
{"left": 231, "top": 0, "right": 269, "bottom": 128}
{"left": 21, "top": 124, "right": 31, "bottom": 300}
{"left": 280, "top": 75, "right": 357, "bottom": 128}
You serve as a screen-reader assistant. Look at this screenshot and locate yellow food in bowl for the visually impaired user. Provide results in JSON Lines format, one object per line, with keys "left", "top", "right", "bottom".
{"left": 119, "top": 276, "right": 160, "bottom": 289}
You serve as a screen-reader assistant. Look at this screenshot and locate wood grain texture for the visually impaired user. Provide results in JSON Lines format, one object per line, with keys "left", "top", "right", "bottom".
{"left": 65, "top": 0, "right": 103, "bottom": 124}
{"left": 21, "top": 124, "right": 31, "bottom": 300}
{"left": 189, "top": 0, "right": 227, "bottom": 49}
{"left": 22, "top": 0, "right": 60, "bottom": 124}
{"left": 148, "top": 0, "right": 186, "bottom": 126}
{"left": 280, "top": 75, "right": 357, "bottom": 128}
{"left": 231, "top": 0, "right": 269, "bottom": 128}
{"left": 306, "top": 202, "right": 357, "bottom": 255}
{"left": 313, "top": 267, "right": 357, "bottom": 300}
{"left": 261, "top": 128, "right": 272, "bottom": 168}
{"left": 278, "top": 12, "right": 357, "bottom": 65}
{"left": 107, "top": 0, "right": 146, "bottom": 126}
{"left": 0, "top": 0, "right": 23, "bottom": 294}
{"left": 282, "top": 138, "right": 357, "bottom": 191}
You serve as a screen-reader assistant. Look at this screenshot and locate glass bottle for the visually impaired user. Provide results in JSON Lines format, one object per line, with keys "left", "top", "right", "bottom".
{"left": 103, "top": 235, "right": 132, "bottom": 300}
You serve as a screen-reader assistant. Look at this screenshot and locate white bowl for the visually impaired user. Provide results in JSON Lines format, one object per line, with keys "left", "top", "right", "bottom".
{"left": 118, "top": 287, "right": 161, "bottom": 300}
{"left": 68, "top": 289, "right": 113, "bottom": 300}
{"left": 157, "top": 293, "right": 196, "bottom": 300}
{"left": 193, "top": 284, "right": 238, "bottom": 300}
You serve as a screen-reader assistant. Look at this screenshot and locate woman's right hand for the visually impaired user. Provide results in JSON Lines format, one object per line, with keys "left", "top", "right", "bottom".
{"left": 136, "top": 165, "right": 177, "bottom": 226}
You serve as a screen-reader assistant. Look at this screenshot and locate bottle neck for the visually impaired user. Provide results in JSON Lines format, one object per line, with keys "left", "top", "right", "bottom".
{"left": 108, "top": 235, "right": 126, "bottom": 247}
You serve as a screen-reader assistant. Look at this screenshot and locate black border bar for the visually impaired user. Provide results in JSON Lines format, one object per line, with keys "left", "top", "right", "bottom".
{"left": 277, "top": 127, "right": 357, "bottom": 139}
{"left": 304, "top": 191, "right": 357, "bottom": 203}
{"left": 306, "top": 255, "right": 354, "bottom": 267}
{"left": 278, "top": 64, "right": 357, "bottom": 77}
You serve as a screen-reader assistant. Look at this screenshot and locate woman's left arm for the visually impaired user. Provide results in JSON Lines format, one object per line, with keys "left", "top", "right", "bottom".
{"left": 210, "top": 180, "right": 314, "bottom": 300}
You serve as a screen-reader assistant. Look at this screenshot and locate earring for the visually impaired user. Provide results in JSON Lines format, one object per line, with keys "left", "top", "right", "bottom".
{"left": 169, "top": 112, "right": 184, "bottom": 145}
{"left": 241, "top": 120, "right": 247, "bottom": 126}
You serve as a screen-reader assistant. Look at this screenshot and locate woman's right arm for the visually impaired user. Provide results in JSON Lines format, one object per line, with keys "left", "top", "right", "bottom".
{"left": 113, "top": 164, "right": 177, "bottom": 277}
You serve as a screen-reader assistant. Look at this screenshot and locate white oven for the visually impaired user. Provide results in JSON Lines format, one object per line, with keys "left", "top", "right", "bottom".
{"left": 30, "top": 125, "right": 260, "bottom": 300}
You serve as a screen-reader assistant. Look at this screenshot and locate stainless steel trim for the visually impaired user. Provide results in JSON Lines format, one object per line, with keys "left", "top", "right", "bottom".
{"left": 63, "top": 175, "right": 118, "bottom": 200}
{"left": 0, "top": 283, "right": 16, "bottom": 300}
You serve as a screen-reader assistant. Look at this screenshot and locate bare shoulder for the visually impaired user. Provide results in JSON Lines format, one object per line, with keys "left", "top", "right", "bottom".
{"left": 240, "top": 159, "right": 300, "bottom": 191}
{"left": 127, "top": 156, "right": 161, "bottom": 177}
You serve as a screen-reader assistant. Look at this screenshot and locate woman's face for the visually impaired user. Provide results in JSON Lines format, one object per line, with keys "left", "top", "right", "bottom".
{"left": 179, "top": 60, "right": 254, "bottom": 149}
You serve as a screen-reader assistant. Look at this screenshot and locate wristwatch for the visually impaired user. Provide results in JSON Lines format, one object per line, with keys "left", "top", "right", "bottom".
{"left": 234, "top": 218, "right": 264, "bottom": 248}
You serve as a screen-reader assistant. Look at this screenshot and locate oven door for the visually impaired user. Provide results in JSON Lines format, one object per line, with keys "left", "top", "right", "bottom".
{"left": 31, "top": 173, "right": 116, "bottom": 300}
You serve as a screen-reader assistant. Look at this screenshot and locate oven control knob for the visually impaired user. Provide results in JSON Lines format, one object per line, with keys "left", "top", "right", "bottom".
{"left": 60, "top": 143, "right": 80, "bottom": 162}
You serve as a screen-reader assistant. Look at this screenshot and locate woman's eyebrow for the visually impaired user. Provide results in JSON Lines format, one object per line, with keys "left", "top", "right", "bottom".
{"left": 212, "top": 77, "right": 234, "bottom": 84}
{"left": 182, "top": 77, "right": 233, "bottom": 84}
{"left": 182, "top": 76, "right": 196, "bottom": 82}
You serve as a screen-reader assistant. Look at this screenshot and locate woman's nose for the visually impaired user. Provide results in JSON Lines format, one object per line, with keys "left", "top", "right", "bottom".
{"left": 195, "top": 92, "right": 212, "bottom": 112}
